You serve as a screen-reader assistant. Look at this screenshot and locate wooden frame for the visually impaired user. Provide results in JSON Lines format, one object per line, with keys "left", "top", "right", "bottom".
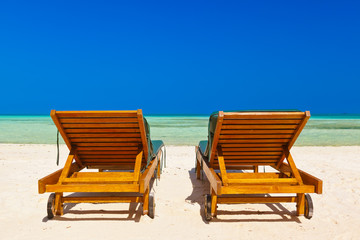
{"left": 39, "top": 110, "right": 163, "bottom": 219}
{"left": 196, "top": 111, "right": 322, "bottom": 220}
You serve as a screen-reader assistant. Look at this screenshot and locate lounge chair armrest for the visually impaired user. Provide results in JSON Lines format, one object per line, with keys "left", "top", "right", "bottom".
{"left": 38, "top": 163, "right": 83, "bottom": 194}
{"left": 139, "top": 157, "right": 159, "bottom": 193}
{"left": 196, "top": 149, "right": 222, "bottom": 194}
{"left": 278, "top": 163, "right": 323, "bottom": 194}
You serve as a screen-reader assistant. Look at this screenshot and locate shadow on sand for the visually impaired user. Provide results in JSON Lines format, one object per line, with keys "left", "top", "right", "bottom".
{"left": 185, "top": 167, "right": 301, "bottom": 223}
{"left": 42, "top": 179, "right": 156, "bottom": 222}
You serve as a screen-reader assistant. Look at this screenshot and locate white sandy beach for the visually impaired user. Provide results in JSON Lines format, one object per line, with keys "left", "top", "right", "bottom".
{"left": 0, "top": 144, "right": 360, "bottom": 239}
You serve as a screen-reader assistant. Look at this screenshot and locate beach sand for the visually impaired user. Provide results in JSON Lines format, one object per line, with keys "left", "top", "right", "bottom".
{"left": 0, "top": 144, "right": 359, "bottom": 239}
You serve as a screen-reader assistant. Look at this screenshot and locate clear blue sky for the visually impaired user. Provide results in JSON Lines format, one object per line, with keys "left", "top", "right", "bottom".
{"left": 1, "top": 0, "right": 359, "bottom": 114}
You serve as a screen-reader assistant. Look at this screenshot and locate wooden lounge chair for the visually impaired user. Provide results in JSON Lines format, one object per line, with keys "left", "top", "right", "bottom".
{"left": 195, "top": 110, "right": 322, "bottom": 221}
{"left": 38, "top": 110, "right": 165, "bottom": 219}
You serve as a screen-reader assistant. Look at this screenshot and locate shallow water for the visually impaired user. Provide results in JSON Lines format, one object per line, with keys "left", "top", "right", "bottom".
{"left": 0, "top": 115, "right": 359, "bottom": 146}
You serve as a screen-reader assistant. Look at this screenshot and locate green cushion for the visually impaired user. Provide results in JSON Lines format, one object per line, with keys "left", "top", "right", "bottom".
{"left": 143, "top": 118, "right": 165, "bottom": 169}
{"left": 198, "top": 140, "right": 207, "bottom": 154}
{"left": 151, "top": 140, "right": 165, "bottom": 155}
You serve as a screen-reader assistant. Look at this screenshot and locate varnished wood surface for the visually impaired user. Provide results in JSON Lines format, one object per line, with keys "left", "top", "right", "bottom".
{"left": 46, "top": 183, "right": 140, "bottom": 193}
{"left": 217, "top": 196, "right": 297, "bottom": 204}
{"left": 38, "top": 162, "right": 83, "bottom": 194}
{"left": 39, "top": 109, "right": 163, "bottom": 218}
{"left": 53, "top": 109, "right": 150, "bottom": 168}
{"left": 196, "top": 111, "right": 322, "bottom": 219}
{"left": 209, "top": 111, "right": 224, "bottom": 166}
{"left": 195, "top": 147, "right": 222, "bottom": 194}
{"left": 63, "top": 196, "right": 143, "bottom": 203}
{"left": 209, "top": 111, "right": 308, "bottom": 168}
{"left": 220, "top": 184, "right": 315, "bottom": 195}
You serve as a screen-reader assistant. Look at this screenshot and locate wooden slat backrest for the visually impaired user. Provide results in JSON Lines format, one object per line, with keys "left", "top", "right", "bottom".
{"left": 51, "top": 110, "right": 148, "bottom": 168}
{"left": 209, "top": 111, "right": 310, "bottom": 168}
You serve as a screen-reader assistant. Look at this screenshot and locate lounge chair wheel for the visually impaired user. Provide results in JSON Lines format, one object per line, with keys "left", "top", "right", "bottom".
{"left": 148, "top": 192, "right": 155, "bottom": 219}
{"left": 47, "top": 193, "right": 56, "bottom": 219}
{"left": 204, "top": 194, "right": 212, "bottom": 221}
{"left": 304, "top": 194, "right": 313, "bottom": 219}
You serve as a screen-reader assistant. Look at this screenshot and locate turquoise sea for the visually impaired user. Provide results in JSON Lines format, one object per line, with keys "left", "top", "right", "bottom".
{"left": 0, "top": 115, "right": 360, "bottom": 146}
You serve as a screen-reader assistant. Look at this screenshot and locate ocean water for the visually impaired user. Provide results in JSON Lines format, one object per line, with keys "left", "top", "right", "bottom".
{"left": 0, "top": 115, "right": 360, "bottom": 146}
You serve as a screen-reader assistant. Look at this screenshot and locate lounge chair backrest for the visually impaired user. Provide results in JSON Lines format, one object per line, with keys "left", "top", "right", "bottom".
{"left": 51, "top": 109, "right": 149, "bottom": 169}
{"left": 209, "top": 111, "right": 310, "bottom": 168}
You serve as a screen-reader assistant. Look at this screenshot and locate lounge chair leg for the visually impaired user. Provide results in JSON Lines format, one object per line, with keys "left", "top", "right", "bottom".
{"left": 143, "top": 188, "right": 149, "bottom": 215}
{"left": 296, "top": 193, "right": 305, "bottom": 216}
{"left": 253, "top": 166, "right": 259, "bottom": 173}
{"left": 196, "top": 159, "right": 201, "bottom": 179}
{"left": 54, "top": 192, "right": 63, "bottom": 216}
{"left": 204, "top": 194, "right": 212, "bottom": 221}
{"left": 211, "top": 188, "right": 217, "bottom": 217}
{"left": 148, "top": 192, "right": 155, "bottom": 219}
